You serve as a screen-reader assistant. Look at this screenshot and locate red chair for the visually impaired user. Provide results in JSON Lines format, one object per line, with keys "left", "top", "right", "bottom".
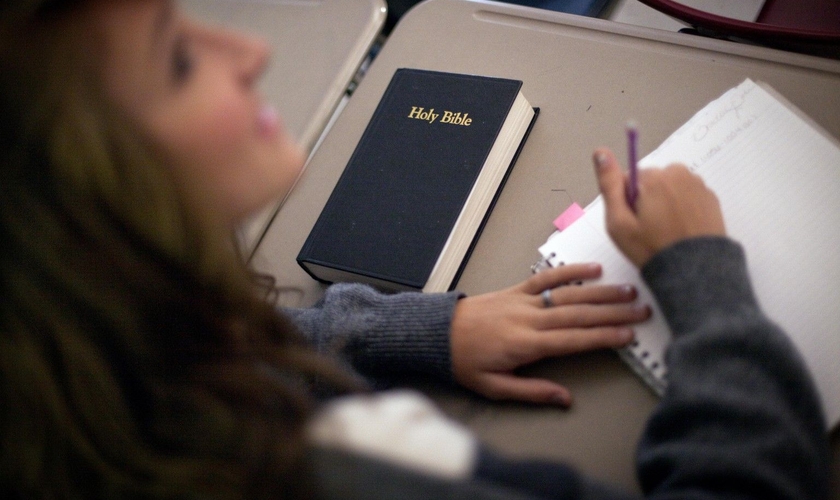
{"left": 636, "top": 0, "right": 840, "bottom": 58}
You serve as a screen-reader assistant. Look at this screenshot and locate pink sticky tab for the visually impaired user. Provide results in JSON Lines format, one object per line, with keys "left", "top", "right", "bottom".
{"left": 553, "top": 202, "right": 585, "bottom": 231}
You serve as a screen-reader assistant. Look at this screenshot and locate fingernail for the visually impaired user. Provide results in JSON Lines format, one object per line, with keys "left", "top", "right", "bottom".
{"left": 634, "top": 304, "right": 653, "bottom": 317}
{"left": 617, "top": 327, "right": 634, "bottom": 343}
{"left": 620, "top": 284, "right": 636, "bottom": 297}
{"left": 594, "top": 152, "right": 609, "bottom": 170}
{"left": 551, "top": 391, "right": 571, "bottom": 407}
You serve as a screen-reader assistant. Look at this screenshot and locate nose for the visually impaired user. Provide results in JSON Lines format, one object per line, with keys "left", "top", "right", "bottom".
{"left": 198, "top": 23, "right": 271, "bottom": 87}
{"left": 232, "top": 33, "right": 270, "bottom": 87}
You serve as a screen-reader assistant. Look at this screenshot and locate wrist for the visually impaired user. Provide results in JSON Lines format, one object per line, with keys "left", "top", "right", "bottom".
{"left": 641, "top": 237, "right": 756, "bottom": 336}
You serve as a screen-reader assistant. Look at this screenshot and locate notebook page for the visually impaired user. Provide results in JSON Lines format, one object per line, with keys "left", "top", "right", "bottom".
{"left": 540, "top": 198, "right": 671, "bottom": 392}
{"left": 540, "top": 79, "right": 840, "bottom": 427}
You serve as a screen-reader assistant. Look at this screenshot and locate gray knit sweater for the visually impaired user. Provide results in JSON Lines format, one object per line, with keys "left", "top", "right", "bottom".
{"left": 285, "top": 237, "right": 830, "bottom": 500}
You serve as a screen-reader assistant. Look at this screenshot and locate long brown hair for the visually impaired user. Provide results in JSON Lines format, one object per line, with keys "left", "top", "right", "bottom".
{"left": 0, "top": 2, "right": 356, "bottom": 498}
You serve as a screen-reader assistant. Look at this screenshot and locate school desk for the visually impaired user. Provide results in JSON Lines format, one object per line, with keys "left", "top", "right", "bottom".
{"left": 249, "top": 0, "right": 840, "bottom": 492}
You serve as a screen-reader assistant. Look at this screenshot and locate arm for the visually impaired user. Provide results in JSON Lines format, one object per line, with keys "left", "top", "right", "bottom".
{"left": 593, "top": 148, "right": 830, "bottom": 500}
{"left": 284, "top": 283, "right": 461, "bottom": 386}
{"left": 286, "top": 267, "right": 649, "bottom": 403}
{"left": 639, "top": 237, "right": 829, "bottom": 500}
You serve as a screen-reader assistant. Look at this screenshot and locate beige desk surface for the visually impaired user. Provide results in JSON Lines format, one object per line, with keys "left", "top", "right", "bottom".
{"left": 181, "top": 0, "right": 386, "bottom": 251}
{"left": 250, "top": 0, "right": 840, "bottom": 492}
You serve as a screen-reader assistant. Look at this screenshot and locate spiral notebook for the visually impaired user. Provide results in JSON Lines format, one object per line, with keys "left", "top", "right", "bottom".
{"left": 536, "top": 79, "right": 840, "bottom": 428}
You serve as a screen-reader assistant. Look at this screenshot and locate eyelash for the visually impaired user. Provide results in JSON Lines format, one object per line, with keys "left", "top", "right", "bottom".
{"left": 172, "top": 36, "right": 193, "bottom": 83}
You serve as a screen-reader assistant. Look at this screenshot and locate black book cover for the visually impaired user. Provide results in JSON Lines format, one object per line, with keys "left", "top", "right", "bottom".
{"left": 297, "top": 68, "right": 536, "bottom": 290}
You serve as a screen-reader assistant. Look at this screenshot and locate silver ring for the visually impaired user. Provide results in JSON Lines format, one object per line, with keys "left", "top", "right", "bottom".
{"left": 541, "top": 289, "right": 554, "bottom": 308}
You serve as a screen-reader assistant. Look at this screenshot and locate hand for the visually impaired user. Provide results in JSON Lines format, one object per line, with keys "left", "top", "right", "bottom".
{"left": 593, "top": 148, "right": 726, "bottom": 268}
{"left": 450, "top": 263, "right": 649, "bottom": 407}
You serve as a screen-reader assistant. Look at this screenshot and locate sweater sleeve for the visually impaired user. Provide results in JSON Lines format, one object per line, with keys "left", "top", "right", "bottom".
{"left": 637, "top": 237, "right": 830, "bottom": 500}
{"left": 283, "top": 283, "right": 463, "bottom": 386}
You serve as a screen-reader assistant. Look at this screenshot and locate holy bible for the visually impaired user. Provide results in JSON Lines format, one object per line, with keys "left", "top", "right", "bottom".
{"left": 297, "top": 68, "right": 538, "bottom": 292}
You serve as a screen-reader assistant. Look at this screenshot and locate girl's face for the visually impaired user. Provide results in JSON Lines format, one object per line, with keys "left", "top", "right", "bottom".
{"left": 94, "top": 0, "right": 305, "bottom": 227}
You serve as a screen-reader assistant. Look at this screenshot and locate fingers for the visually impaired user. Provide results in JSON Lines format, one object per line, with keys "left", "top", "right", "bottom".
{"left": 466, "top": 322, "right": 644, "bottom": 406}
{"left": 523, "top": 262, "right": 602, "bottom": 295}
{"left": 532, "top": 326, "right": 636, "bottom": 358}
{"left": 477, "top": 372, "right": 573, "bottom": 407}
{"left": 593, "top": 148, "right": 637, "bottom": 238}
{"left": 537, "top": 302, "right": 650, "bottom": 330}
{"left": 546, "top": 282, "right": 637, "bottom": 307}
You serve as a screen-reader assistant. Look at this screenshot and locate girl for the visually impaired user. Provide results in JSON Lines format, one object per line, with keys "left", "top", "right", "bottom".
{"left": 0, "top": 1, "right": 828, "bottom": 499}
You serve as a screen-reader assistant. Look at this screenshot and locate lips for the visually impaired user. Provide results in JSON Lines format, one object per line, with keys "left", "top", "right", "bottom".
{"left": 257, "top": 104, "right": 280, "bottom": 139}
